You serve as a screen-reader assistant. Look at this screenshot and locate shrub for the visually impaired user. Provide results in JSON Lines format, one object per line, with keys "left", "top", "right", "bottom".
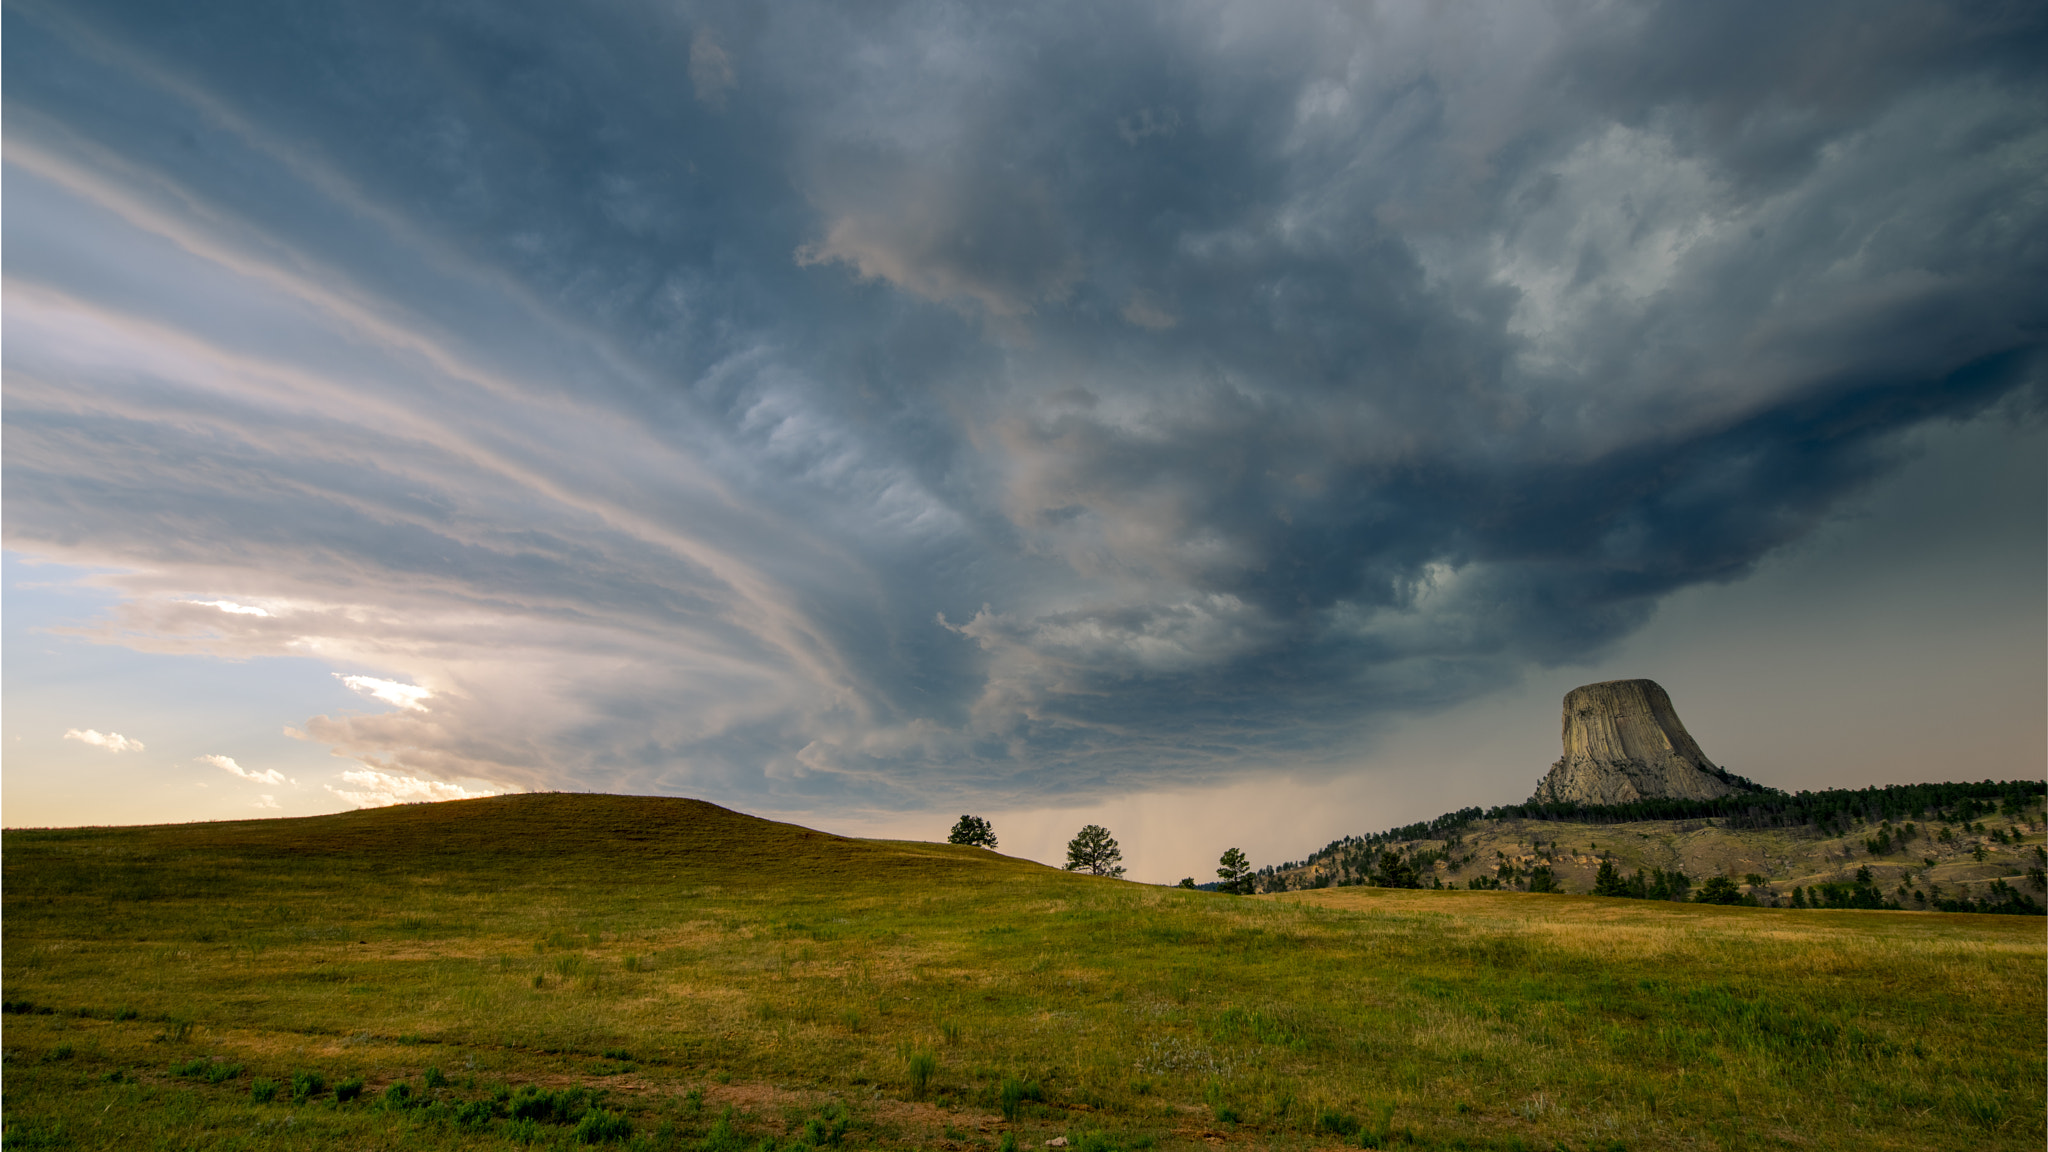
{"left": 382, "top": 1081, "right": 412, "bottom": 1110}
{"left": 424, "top": 1065, "right": 448, "bottom": 1090}
{"left": 509, "top": 1084, "right": 591, "bottom": 1125}
{"left": 574, "top": 1109, "right": 632, "bottom": 1143}
{"left": 292, "top": 1069, "right": 326, "bottom": 1103}
{"left": 451, "top": 1099, "right": 496, "bottom": 1132}
{"left": 940, "top": 1020, "right": 962, "bottom": 1045}
{"left": 168, "top": 1057, "right": 239, "bottom": 1083}
{"left": 999, "top": 1078, "right": 1043, "bottom": 1121}
{"left": 906, "top": 1049, "right": 938, "bottom": 1099}
{"left": 1316, "top": 1109, "right": 1361, "bottom": 1137}
{"left": 801, "top": 1103, "right": 850, "bottom": 1147}
{"left": 334, "top": 1078, "right": 365, "bottom": 1103}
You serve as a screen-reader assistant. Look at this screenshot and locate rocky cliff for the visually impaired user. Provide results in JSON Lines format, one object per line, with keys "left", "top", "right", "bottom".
{"left": 1529, "top": 679, "right": 1757, "bottom": 805}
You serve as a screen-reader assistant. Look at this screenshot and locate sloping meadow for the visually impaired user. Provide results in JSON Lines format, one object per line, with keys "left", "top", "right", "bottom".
{"left": 3, "top": 795, "right": 2040, "bottom": 1150}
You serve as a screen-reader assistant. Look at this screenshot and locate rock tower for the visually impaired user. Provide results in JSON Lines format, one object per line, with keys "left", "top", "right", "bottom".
{"left": 1529, "top": 679, "right": 1754, "bottom": 806}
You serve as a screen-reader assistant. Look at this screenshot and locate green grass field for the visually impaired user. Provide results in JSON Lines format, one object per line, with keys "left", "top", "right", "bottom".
{"left": 3, "top": 794, "right": 2042, "bottom": 1151}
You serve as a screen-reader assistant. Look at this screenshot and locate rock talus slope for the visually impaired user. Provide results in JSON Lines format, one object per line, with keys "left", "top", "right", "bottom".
{"left": 1530, "top": 679, "right": 1751, "bottom": 805}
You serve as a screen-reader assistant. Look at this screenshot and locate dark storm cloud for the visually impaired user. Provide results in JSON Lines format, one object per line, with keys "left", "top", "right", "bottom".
{"left": 5, "top": 0, "right": 2043, "bottom": 807}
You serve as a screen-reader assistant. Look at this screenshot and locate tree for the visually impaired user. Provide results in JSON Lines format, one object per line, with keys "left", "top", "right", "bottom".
{"left": 1065, "top": 825, "right": 1125, "bottom": 878}
{"left": 1693, "top": 875, "right": 1746, "bottom": 905}
{"left": 1372, "top": 850, "right": 1421, "bottom": 889}
{"left": 1592, "top": 858, "right": 1629, "bottom": 897}
{"left": 947, "top": 815, "right": 997, "bottom": 849}
{"left": 1178, "top": 877, "right": 1197, "bottom": 889}
{"left": 1216, "top": 847, "right": 1253, "bottom": 895}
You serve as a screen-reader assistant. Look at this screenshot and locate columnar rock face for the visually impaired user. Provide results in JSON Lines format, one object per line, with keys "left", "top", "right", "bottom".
{"left": 1529, "top": 679, "right": 1752, "bottom": 806}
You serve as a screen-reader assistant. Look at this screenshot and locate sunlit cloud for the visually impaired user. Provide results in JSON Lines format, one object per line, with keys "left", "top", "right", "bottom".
{"left": 201, "top": 753, "right": 287, "bottom": 786}
{"left": 253, "top": 794, "right": 280, "bottom": 809}
{"left": 324, "top": 768, "right": 509, "bottom": 809}
{"left": 183, "top": 599, "right": 271, "bottom": 616}
{"left": 64, "top": 728, "right": 144, "bottom": 753}
{"left": 336, "top": 675, "right": 432, "bottom": 712}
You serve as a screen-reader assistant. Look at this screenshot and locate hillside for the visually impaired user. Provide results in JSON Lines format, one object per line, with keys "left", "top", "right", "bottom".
{"left": 1261, "top": 779, "right": 2048, "bottom": 911}
{"left": 4, "top": 793, "right": 2044, "bottom": 1152}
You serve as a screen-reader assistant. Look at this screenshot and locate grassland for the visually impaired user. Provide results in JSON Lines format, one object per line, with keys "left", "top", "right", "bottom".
{"left": 3, "top": 794, "right": 2042, "bottom": 1151}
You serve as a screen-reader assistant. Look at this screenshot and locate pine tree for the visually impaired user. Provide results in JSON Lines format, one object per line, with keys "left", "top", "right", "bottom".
{"left": 1592, "top": 858, "right": 1629, "bottom": 897}
{"left": 1372, "top": 850, "right": 1421, "bottom": 889}
{"left": 1065, "top": 825, "right": 1126, "bottom": 878}
{"left": 1216, "top": 848, "right": 1254, "bottom": 895}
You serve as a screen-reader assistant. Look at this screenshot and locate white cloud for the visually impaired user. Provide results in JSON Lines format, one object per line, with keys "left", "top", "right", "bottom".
{"left": 201, "top": 753, "right": 287, "bottom": 785}
{"left": 254, "top": 794, "right": 280, "bottom": 809}
{"left": 324, "top": 768, "right": 509, "bottom": 808}
{"left": 336, "top": 674, "right": 432, "bottom": 711}
{"left": 64, "top": 728, "right": 144, "bottom": 753}
{"left": 183, "top": 599, "right": 271, "bottom": 616}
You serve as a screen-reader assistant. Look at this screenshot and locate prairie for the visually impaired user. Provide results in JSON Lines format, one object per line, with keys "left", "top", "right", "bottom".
{"left": 3, "top": 793, "right": 2041, "bottom": 1151}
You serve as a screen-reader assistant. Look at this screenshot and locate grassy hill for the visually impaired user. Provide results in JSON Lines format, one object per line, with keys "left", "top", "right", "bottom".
{"left": 4, "top": 793, "right": 2043, "bottom": 1151}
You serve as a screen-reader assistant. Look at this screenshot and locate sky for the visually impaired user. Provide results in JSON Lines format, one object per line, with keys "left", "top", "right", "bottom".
{"left": 5, "top": 0, "right": 2044, "bottom": 883}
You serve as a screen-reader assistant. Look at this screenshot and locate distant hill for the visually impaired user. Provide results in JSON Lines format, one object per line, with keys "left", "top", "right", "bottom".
{"left": 1256, "top": 779, "right": 2047, "bottom": 913}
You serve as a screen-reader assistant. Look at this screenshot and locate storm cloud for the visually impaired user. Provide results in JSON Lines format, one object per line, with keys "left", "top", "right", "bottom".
{"left": 6, "top": 0, "right": 2044, "bottom": 811}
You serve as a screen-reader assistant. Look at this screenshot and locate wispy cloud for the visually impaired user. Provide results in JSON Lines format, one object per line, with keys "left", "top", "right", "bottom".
{"left": 201, "top": 754, "right": 287, "bottom": 786}
{"left": 64, "top": 728, "right": 144, "bottom": 753}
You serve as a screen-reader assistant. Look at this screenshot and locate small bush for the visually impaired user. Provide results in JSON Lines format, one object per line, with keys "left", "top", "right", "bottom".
{"left": 601, "top": 1048, "right": 632, "bottom": 1061}
{"left": 802, "top": 1103, "right": 849, "bottom": 1147}
{"left": 997, "top": 1133, "right": 1018, "bottom": 1152}
{"left": 702, "top": 1108, "right": 745, "bottom": 1152}
{"left": 113, "top": 1007, "right": 140, "bottom": 1021}
{"left": 334, "top": 1078, "right": 365, "bottom": 1103}
{"left": 940, "top": 1020, "right": 962, "bottom": 1045}
{"left": 157, "top": 1019, "right": 193, "bottom": 1043}
{"left": 292, "top": 1069, "right": 326, "bottom": 1103}
{"left": 999, "top": 1077, "right": 1042, "bottom": 1121}
{"left": 573, "top": 1109, "right": 633, "bottom": 1143}
{"left": 454, "top": 1099, "right": 495, "bottom": 1132}
{"left": 509, "top": 1084, "right": 591, "bottom": 1125}
{"left": 1317, "top": 1109, "right": 1361, "bottom": 1137}
{"left": 382, "top": 1081, "right": 412, "bottom": 1110}
{"left": 424, "top": 1065, "right": 448, "bottom": 1090}
{"left": 250, "top": 1078, "right": 280, "bottom": 1103}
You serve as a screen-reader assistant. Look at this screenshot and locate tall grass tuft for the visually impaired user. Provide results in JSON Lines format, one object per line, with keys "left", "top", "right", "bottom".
{"left": 906, "top": 1049, "right": 938, "bottom": 1099}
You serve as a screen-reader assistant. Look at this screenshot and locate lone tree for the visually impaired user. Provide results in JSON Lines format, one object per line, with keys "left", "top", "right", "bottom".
{"left": 1065, "top": 825, "right": 1125, "bottom": 877}
{"left": 1216, "top": 847, "right": 1254, "bottom": 895}
{"left": 947, "top": 815, "right": 997, "bottom": 849}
